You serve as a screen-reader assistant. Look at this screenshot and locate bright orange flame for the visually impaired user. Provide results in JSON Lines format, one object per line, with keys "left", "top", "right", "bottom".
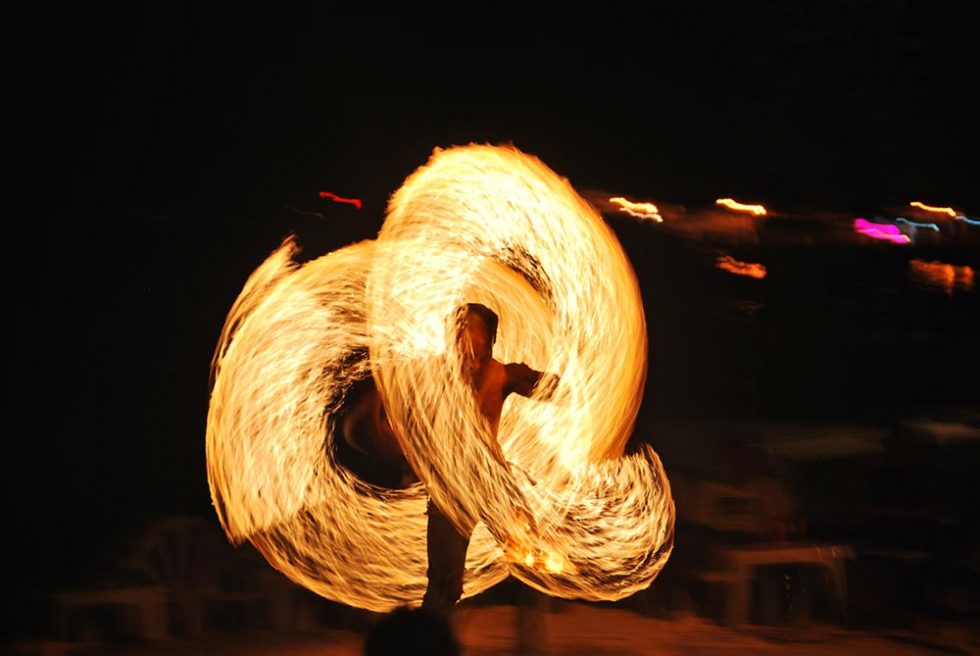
{"left": 909, "top": 259, "right": 975, "bottom": 295}
{"left": 544, "top": 551, "right": 565, "bottom": 574}
{"left": 716, "top": 255, "right": 766, "bottom": 279}
{"left": 207, "top": 145, "right": 675, "bottom": 612}
{"left": 609, "top": 197, "right": 662, "bottom": 222}
{"left": 715, "top": 198, "right": 767, "bottom": 216}
{"left": 910, "top": 201, "right": 957, "bottom": 218}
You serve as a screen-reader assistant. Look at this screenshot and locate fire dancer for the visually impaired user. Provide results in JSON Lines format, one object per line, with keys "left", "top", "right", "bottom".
{"left": 340, "top": 303, "right": 557, "bottom": 614}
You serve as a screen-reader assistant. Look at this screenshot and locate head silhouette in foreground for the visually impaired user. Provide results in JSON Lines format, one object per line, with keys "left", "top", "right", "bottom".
{"left": 363, "top": 606, "right": 460, "bottom": 656}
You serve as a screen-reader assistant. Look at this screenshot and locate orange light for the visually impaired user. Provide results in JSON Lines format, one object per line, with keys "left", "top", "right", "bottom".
{"left": 609, "top": 196, "right": 662, "bottom": 222}
{"left": 715, "top": 198, "right": 767, "bottom": 216}
{"left": 716, "top": 255, "right": 767, "bottom": 279}
{"left": 909, "top": 259, "right": 975, "bottom": 295}
{"left": 910, "top": 201, "right": 956, "bottom": 218}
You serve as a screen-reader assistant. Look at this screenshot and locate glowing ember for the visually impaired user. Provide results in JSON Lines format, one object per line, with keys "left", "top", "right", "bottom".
{"left": 715, "top": 198, "right": 767, "bottom": 216}
{"left": 716, "top": 255, "right": 766, "bottom": 279}
{"left": 609, "top": 196, "right": 662, "bottom": 222}
{"left": 208, "top": 145, "right": 675, "bottom": 612}
{"left": 910, "top": 201, "right": 957, "bottom": 218}
{"left": 909, "top": 259, "right": 975, "bottom": 295}
{"left": 319, "top": 191, "right": 363, "bottom": 209}
{"left": 853, "top": 218, "right": 911, "bottom": 245}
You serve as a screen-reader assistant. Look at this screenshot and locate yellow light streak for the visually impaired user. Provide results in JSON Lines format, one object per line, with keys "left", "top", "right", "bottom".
{"left": 715, "top": 198, "right": 767, "bottom": 216}
{"left": 910, "top": 201, "right": 957, "bottom": 218}
{"left": 609, "top": 196, "right": 662, "bottom": 222}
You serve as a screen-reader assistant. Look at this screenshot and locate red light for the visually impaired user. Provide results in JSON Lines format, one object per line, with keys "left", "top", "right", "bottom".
{"left": 319, "top": 191, "right": 363, "bottom": 210}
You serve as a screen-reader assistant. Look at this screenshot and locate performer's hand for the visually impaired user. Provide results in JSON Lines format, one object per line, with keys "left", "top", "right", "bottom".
{"left": 537, "top": 373, "right": 560, "bottom": 401}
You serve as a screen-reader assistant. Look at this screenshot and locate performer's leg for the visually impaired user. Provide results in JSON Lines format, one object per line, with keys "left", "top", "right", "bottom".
{"left": 517, "top": 583, "right": 550, "bottom": 655}
{"left": 421, "top": 499, "right": 472, "bottom": 615}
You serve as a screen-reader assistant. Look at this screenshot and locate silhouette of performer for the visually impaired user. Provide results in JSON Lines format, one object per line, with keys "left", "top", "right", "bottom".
{"left": 340, "top": 303, "right": 556, "bottom": 614}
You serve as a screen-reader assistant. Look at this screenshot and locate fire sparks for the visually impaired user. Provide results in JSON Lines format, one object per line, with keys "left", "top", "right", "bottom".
{"left": 909, "top": 259, "right": 975, "bottom": 295}
{"left": 319, "top": 191, "right": 363, "bottom": 209}
{"left": 716, "top": 255, "right": 767, "bottom": 279}
{"left": 208, "top": 146, "right": 675, "bottom": 612}
{"left": 853, "top": 218, "right": 911, "bottom": 245}
{"left": 715, "top": 198, "right": 767, "bottom": 216}
{"left": 609, "top": 197, "right": 662, "bottom": 222}
{"left": 910, "top": 201, "right": 957, "bottom": 218}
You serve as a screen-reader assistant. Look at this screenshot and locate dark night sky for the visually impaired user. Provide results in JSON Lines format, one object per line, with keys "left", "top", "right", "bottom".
{"left": 8, "top": 2, "right": 978, "bottom": 616}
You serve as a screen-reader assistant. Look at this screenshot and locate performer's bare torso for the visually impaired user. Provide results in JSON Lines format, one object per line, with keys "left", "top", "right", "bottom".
{"left": 341, "top": 308, "right": 543, "bottom": 481}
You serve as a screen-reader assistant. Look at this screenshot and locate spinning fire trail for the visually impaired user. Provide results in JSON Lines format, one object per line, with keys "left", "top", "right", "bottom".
{"left": 206, "top": 145, "right": 675, "bottom": 612}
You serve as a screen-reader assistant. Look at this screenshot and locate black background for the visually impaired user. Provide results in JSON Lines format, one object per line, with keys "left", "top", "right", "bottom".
{"left": 9, "top": 1, "right": 978, "bottom": 628}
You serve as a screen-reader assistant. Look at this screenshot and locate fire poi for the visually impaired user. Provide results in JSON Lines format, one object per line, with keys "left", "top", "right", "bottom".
{"left": 206, "top": 144, "right": 675, "bottom": 612}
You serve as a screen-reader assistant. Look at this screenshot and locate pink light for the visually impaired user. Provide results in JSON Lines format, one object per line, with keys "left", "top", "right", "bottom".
{"left": 853, "top": 218, "right": 911, "bottom": 245}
